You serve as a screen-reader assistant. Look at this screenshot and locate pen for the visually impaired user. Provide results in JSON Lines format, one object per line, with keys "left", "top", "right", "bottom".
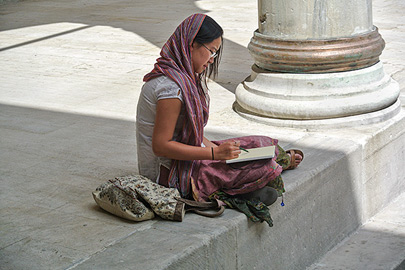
{"left": 239, "top": 147, "right": 249, "bottom": 153}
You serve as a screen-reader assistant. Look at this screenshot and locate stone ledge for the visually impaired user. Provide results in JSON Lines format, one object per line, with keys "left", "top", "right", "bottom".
{"left": 71, "top": 112, "right": 405, "bottom": 270}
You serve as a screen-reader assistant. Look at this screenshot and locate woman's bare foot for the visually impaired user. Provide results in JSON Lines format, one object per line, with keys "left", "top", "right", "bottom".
{"left": 285, "top": 149, "right": 304, "bottom": 170}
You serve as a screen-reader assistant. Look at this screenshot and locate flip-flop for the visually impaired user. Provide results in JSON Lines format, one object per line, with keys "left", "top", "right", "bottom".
{"left": 285, "top": 149, "right": 304, "bottom": 170}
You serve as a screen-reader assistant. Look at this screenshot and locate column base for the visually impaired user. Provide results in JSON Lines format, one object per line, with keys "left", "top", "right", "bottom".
{"left": 234, "top": 62, "right": 401, "bottom": 129}
{"left": 233, "top": 99, "right": 401, "bottom": 130}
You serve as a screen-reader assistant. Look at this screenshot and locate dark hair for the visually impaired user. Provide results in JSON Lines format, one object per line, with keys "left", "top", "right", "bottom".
{"left": 193, "top": 15, "right": 223, "bottom": 88}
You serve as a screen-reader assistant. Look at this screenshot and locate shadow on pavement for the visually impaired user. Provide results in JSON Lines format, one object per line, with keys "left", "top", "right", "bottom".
{"left": 0, "top": 0, "right": 253, "bottom": 92}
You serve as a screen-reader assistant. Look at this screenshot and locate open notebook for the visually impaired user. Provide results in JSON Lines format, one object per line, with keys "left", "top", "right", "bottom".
{"left": 226, "top": 145, "right": 276, "bottom": 164}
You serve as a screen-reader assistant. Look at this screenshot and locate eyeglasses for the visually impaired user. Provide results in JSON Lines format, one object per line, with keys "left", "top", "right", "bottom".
{"left": 201, "top": 44, "right": 218, "bottom": 59}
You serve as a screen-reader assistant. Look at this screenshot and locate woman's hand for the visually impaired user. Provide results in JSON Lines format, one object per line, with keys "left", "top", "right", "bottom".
{"left": 213, "top": 140, "right": 241, "bottom": 160}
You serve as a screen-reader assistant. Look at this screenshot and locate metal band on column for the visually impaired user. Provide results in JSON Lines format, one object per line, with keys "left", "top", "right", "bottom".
{"left": 248, "top": 27, "right": 385, "bottom": 73}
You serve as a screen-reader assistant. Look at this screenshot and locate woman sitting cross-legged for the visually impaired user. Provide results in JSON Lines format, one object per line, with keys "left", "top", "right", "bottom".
{"left": 136, "top": 13, "right": 303, "bottom": 224}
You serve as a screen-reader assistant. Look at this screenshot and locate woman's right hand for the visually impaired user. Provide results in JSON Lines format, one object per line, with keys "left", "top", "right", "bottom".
{"left": 213, "top": 140, "right": 241, "bottom": 160}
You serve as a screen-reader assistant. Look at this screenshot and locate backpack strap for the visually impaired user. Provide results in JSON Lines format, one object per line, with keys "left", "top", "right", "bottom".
{"left": 175, "top": 197, "right": 225, "bottom": 218}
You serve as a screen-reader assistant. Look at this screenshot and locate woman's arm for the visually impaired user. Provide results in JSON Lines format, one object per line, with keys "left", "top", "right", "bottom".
{"left": 152, "top": 98, "right": 240, "bottom": 161}
{"left": 203, "top": 136, "right": 218, "bottom": 148}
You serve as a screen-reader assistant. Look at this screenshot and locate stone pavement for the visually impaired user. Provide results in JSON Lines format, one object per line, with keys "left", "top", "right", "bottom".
{"left": 308, "top": 192, "right": 405, "bottom": 270}
{"left": 0, "top": 0, "right": 404, "bottom": 269}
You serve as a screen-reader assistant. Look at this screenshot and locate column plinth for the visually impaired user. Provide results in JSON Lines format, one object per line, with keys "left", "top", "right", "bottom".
{"left": 235, "top": 62, "right": 399, "bottom": 121}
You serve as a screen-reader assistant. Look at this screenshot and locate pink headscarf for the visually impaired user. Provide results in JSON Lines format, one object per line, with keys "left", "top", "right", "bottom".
{"left": 143, "top": 13, "right": 209, "bottom": 197}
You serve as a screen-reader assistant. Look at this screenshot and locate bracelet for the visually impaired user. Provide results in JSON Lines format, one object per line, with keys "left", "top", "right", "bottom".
{"left": 211, "top": 147, "right": 215, "bottom": 160}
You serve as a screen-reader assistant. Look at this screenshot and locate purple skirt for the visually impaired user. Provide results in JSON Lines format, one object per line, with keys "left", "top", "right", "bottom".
{"left": 191, "top": 135, "right": 283, "bottom": 201}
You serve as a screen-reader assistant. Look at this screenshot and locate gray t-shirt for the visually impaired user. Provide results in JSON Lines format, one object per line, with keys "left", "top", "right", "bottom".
{"left": 136, "top": 76, "right": 185, "bottom": 182}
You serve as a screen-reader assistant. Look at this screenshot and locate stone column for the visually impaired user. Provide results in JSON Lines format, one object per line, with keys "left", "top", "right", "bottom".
{"left": 235, "top": 0, "right": 400, "bottom": 128}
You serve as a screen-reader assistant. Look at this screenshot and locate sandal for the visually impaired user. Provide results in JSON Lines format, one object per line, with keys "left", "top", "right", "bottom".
{"left": 285, "top": 149, "right": 304, "bottom": 170}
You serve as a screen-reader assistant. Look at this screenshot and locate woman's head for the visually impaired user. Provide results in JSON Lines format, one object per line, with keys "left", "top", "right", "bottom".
{"left": 190, "top": 15, "right": 223, "bottom": 85}
{"left": 144, "top": 14, "right": 223, "bottom": 89}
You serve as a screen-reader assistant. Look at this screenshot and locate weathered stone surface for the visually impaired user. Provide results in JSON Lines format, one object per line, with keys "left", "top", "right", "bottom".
{"left": 258, "top": 0, "right": 373, "bottom": 39}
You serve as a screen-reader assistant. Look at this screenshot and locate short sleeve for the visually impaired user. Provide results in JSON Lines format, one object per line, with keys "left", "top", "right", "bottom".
{"left": 155, "top": 77, "right": 183, "bottom": 102}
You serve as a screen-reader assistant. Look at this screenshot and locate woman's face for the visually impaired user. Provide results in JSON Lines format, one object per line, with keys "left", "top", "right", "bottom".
{"left": 190, "top": 37, "right": 222, "bottom": 74}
